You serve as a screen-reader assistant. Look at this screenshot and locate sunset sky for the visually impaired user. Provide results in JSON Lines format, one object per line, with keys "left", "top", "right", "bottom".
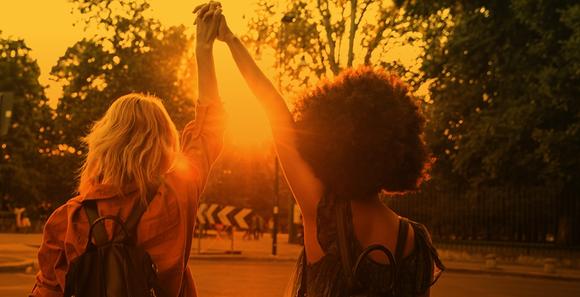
{"left": 0, "top": 0, "right": 262, "bottom": 101}
{"left": 1, "top": 0, "right": 275, "bottom": 146}
{"left": 0, "top": 0, "right": 420, "bottom": 147}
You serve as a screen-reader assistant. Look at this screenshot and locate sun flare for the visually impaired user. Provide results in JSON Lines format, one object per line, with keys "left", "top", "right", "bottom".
{"left": 223, "top": 98, "right": 272, "bottom": 148}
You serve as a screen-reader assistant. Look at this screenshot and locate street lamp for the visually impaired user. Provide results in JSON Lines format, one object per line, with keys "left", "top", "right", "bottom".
{"left": 272, "top": 11, "right": 297, "bottom": 256}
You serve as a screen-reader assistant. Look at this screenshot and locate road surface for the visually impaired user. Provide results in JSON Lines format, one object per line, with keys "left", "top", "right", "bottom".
{"left": 2, "top": 260, "right": 580, "bottom": 297}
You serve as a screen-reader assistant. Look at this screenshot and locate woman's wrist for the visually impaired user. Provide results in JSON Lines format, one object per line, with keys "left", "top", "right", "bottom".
{"left": 196, "top": 42, "right": 214, "bottom": 53}
{"left": 223, "top": 33, "right": 237, "bottom": 46}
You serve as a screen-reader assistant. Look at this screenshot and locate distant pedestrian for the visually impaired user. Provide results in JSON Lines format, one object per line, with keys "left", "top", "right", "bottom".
{"left": 243, "top": 220, "right": 253, "bottom": 240}
{"left": 14, "top": 206, "right": 31, "bottom": 231}
{"left": 257, "top": 215, "right": 265, "bottom": 239}
{"left": 36, "top": 201, "right": 52, "bottom": 232}
{"left": 251, "top": 214, "right": 259, "bottom": 240}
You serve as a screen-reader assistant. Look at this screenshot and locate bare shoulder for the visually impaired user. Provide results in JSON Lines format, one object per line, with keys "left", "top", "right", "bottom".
{"left": 403, "top": 220, "right": 416, "bottom": 257}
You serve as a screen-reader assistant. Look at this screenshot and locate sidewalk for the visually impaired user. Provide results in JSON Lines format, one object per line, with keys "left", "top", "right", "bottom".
{"left": 1, "top": 232, "right": 580, "bottom": 282}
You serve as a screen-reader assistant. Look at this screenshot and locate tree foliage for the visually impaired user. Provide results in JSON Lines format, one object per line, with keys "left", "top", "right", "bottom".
{"left": 49, "top": 0, "right": 196, "bottom": 202}
{"left": 244, "top": 0, "right": 424, "bottom": 94}
{"left": 0, "top": 32, "right": 54, "bottom": 204}
{"left": 246, "top": 0, "right": 580, "bottom": 194}
{"left": 201, "top": 144, "right": 294, "bottom": 219}
{"left": 404, "top": 0, "right": 580, "bottom": 191}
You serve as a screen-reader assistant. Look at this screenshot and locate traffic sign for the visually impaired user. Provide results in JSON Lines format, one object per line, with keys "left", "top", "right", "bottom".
{"left": 206, "top": 204, "right": 219, "bottom": 225}
{"left": 234, "top": 208, "right": 252, "bottom": 229}
{"left": 197, "top": 203, "right": 208, "bottom": 224}
{"left": 217, "top": 206, "right": 235, "bottom": 226}
{"left": 196, "top": 204, "right": 254, "bottom": 229}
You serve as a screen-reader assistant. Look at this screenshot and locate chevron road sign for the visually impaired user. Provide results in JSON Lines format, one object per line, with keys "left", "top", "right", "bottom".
{"left": 196, "top": 203, "right": 254, "bottom": 229}
{"left": 234, "top": 208, "right": 252, "bottom": 229}
{"left": 217, "top": 206, "right": 235, "bottom": 226}
{"left": 206, "top": 204, "right": 219, "bottom": 225}
{"left": 196, "top": 203, "right": 208, "bottom": 225}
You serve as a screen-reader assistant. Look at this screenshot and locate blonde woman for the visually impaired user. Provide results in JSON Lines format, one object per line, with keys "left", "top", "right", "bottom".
{"left": 31, "top": 3, "right": 225, "bottom": 296}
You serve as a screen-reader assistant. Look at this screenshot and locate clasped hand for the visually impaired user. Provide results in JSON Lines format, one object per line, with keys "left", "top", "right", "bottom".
{"left": 194, "top": 1, "right": 235, "bottom": 49}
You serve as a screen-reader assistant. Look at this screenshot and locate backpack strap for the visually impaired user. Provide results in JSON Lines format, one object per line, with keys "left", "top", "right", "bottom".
{"left": 335, "top": 198, "right": 355, "bottom": 292}
{"left": 84, "top": 200, "right": 108, "bottom": 246}
{"left": 395, "top": 217, "right": 410, "bottom": 262}
{"left": 119, "top": 189, "right": 156, "bottom": 242}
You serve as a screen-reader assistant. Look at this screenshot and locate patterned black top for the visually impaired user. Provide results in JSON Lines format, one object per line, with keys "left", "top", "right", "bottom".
{"left": 289, "top": 194, "right": 444, "bottom": 297}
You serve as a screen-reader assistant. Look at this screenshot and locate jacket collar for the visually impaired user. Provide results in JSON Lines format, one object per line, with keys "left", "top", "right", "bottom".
{"left": 80, "top": 183, "right": 139, "bottom": 201}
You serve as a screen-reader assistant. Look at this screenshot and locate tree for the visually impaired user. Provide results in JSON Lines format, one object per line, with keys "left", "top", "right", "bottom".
{"left": 244, "top": 0, "right": 424, "bottom": 94}
{"left": 201, "top": 144, "right": 281, "bottom": 218}
{"left": 400, "top": 0, "right": 580, "bottom": 192}
{"left": 49, "top": 0, "right": 197, "bottom": 202}
{"left": 0, "top": 32, "right": 55, "bottom": 205}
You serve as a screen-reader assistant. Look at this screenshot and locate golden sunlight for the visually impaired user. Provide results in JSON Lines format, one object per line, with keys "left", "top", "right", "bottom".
{"left": 222, "top": 93, "right": 273, "bottom": 148}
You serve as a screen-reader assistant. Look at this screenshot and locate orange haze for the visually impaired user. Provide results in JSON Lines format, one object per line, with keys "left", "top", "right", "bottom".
{"left": 0, "top": 0, "right": 273, "bottom": 147}
{"left": 0, "top": 0, "right": 421, "bottom": 148}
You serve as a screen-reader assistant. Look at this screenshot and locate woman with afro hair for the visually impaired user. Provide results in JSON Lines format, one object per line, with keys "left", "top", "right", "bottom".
{"left": 203, "top": 3, "right": 444, "bottom": 296}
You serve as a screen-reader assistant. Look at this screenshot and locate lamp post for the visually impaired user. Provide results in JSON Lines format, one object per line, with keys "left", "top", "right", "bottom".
{"left": 272, "top": 11, "right": 297, "bottom": 256}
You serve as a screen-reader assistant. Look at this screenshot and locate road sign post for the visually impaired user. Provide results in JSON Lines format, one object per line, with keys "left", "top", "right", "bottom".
{"left": 288, "top": 200, "right": 301, "bottom": 244}
{"left": 197, "top": 224, "right": 202, "bottom": 254}
{"left": 272, "top": 157, "right": 280, "bottom": 256}
{"left": 194, "top": 203, "right": 253, "bottom": 255}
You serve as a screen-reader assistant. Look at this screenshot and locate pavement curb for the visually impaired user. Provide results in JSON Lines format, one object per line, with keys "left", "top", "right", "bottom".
{"left": 444, "top": 266, "right": 580, "bottom": 282}
{"left": 2, "top": 245, "right": 579, "bottom": 282}
{"left": 0, "top": 257, "right": 34, "bottom": 273}
{"left": 190, "top": 254, "right": 298, "bottom": 263}
{"left": 189, "top": 254, "right": 580, "bottom": 281}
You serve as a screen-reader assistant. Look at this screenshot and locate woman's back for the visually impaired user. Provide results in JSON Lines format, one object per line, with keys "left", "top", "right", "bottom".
{"left": 293, "top": 193, "right": 444, "bottom": 297}
{"left": 217, "top": 31, "right": 443, "bottom": 296}
{"left": 350, "top": 200, "right": 415, "bottom": 264}
{"left": 31, "top": 96, "right": 226, "bottom": 297}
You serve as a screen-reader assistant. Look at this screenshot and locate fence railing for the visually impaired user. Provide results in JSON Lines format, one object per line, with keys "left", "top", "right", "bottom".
{"left": 384, "top": 187, "right": 580, "bottom": 248}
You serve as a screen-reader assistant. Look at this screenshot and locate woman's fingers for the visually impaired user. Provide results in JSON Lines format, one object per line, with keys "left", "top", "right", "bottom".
{"left": 192, "top": 3, "right": 206, "bottom": 14}
{"left": 203, "top": 2, "right": 221, "bottom": 22}
{"left": 209, "top": 1, "right": 222, "bottom": 8}
{"left": 194, "top": 4, "right": 211, "bottom": 24}
{"left": 211, "top": 8, "right": 223, "bottom": 28}
{"left": 193, "top": 1, "right": 223, "bottom": 24}
{"left": 193, "top": 1, "right": 219, "bottom": 13}
{"left": 208, "top": 8, "right": 222, "bottom": 20}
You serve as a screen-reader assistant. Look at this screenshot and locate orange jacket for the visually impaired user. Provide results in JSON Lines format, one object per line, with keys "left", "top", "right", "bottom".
{"left": 31, "top": 102, "right": 225, "bottom": 297}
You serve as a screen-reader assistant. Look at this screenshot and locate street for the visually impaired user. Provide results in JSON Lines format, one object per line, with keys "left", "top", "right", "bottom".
{"left": 2, "top": 260, "right": 580, "bottom": 297}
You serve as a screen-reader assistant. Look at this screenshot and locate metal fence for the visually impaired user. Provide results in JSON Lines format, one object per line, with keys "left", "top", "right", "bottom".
{"left": 384, "top": 187, "right": 580, "bottom": 248}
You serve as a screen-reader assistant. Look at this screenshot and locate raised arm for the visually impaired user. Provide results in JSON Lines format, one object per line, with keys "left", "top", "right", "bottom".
{"left": 180, "top": 3, "right": 225, "bottom": 191}
{"left": 195, "top": 3, "right": 221, "bottom": 104}
{"left": 217, "top": 15, "right": 323, "bottom": 218}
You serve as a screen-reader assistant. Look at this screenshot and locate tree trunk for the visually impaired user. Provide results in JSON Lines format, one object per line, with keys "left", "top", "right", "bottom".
{"left": 347, "top": 0, "right": 357, "bottom": 67}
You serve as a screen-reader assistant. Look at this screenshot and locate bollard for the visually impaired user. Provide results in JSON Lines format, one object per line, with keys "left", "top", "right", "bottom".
{"left": 544, "top": 258, "right": 557, "bottom": 274}
{"left": 485, "top": 253, "right": 497, "bottom": 269}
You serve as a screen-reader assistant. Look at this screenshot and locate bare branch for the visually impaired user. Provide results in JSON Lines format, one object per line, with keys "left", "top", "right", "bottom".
{"left": 364, "top": 8, "right": 393, "bottom": 65}
{"left": 317, "top": 0, "right": 340, "bottom": 75}
{"left": 336, "top": 4, "right": 348, "bottom": 65}
{"left": 356, "top": 0, "right": 373, "bottom": 26}
{"left": 347, "top": 0, "right": 358, "bottom": 67}
{"left": 316, "top": 36, "right": 331, "bottom": 75}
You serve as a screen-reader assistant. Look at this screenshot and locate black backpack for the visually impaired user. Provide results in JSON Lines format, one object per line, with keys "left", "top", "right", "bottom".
{"left": 298, "top": 199, "right": 406, "bottom": 297}
{"left": 64, "top": 197, "right": 167, "bottom": 297}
